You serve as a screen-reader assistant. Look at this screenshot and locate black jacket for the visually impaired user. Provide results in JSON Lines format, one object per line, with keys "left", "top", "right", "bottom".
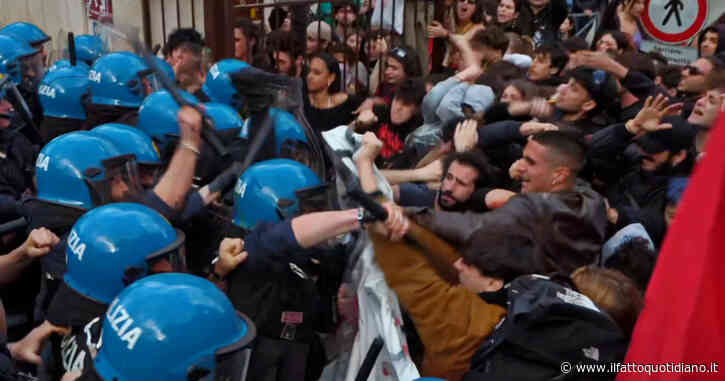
{"left": 605, "top": 170, "right": 670, "bottom": 248}
{"left": 519, "top": 0, "right": 568, "bottom": 43}
{"left": 0, "top": 128, "right": 36, "bottom": 202}
{"left": 463, "top": 275, "right": 628, "bottom": 381}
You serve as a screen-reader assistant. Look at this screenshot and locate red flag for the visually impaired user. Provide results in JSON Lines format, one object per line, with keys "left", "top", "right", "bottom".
{"left": 617, "top": 113, "right": 725, "bottom": 380}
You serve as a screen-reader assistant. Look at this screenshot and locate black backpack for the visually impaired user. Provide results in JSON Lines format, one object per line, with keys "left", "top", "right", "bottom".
{"left": 464, "top": 275, "right": 629, "bottom": 381}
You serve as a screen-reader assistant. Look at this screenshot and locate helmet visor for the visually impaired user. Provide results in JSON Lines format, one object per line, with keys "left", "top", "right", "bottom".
{"left": 213, "top": 312, "right": 256, "bottom": 381}
{"left": 1, "top": 76, "right": 31, "bottom": 123}
{"left": 145, "top": 229, "right": 187, "bottom": 274}
{"left": 138, "top": 163, "right": 163, "bottom": 189}
{"left": 295, "top": 183, "right": 330, "bottom": 214}
{"left": 103, "top": 155, "right": 144, "bottom": 203}
{"left": 21, "top": 52, "right": 45, "bottom": 88}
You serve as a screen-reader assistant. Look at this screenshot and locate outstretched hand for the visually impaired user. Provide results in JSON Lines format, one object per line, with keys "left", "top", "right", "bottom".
{"left": 627, "top": 94, "right": 682, "bottom": 136}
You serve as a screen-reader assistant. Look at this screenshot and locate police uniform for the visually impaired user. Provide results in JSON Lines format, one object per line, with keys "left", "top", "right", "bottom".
{"left": 36, "top": 203, "right": 187, "bottom": 380}
{"left": 58, "top": 317, "right": 102, "bottom": 375}
{"left": 224, "top": 219, "right": 347, "bottom": 381}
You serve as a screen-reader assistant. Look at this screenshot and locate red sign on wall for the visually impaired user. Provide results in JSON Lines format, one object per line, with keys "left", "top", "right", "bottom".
{"left": 86, "top": 0, "right": 113, "bottom": 23}
{"left": 641, "top": 0, "right": 708, "bottom": 44}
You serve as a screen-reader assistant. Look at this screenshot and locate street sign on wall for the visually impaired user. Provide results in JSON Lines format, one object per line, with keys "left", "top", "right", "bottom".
{"left": 641, "top": 0, "right": 708, "bottom": 44}
{"left": 86, "top": 0, "right": 113, "bottom": 24}
{"left": 639, "top": 40, "right": 699, "bottom": 66}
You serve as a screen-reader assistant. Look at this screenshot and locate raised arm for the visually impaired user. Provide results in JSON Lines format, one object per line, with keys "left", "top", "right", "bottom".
{"left": 152, "top": 106, "right": 203, "bottom": 211}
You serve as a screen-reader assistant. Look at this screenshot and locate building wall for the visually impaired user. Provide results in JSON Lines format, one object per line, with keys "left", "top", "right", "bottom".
{"left": 0, "top": 0, "right": 88, "bottom": 60}
{"left": 0, "top": 0, "right": 205, "bottom": 59}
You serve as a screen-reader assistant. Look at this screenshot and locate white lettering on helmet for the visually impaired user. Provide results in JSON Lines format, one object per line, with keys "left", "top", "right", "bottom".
{"left": 35, "top": 153, "right": 49, "bottom": 171}
{"left": 61, "top": 333, "right": 86, "bottom": 371}
{"left": 67, "top": 229, "right": 86, "bottom": 261}
{"left": 38, "top": 84, "right": 56, "bottom": 99}
{"left": 210, "top": 64, "right": 220, "bottom": 80}
{"left": 89, "top": 70, "right": 102, "bottom": 83}
{"left": 106, "top": 298, "right": 143, "bottom": 350}
{"left": 234, "top": 179, "right": 247, "bottom": 198}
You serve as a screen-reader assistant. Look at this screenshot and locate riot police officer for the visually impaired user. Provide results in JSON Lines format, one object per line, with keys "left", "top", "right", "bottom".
{"left": 37, "top": 64, "right": 91, "bottom": 142}
{"left": 202, "top": 59, "right": 249, "bottom": 109}
{"left": 65, "top": 273, "right": 256, "bottom": 381}
{"left": 0, "top": 78, "right": 36, "bottom": 223}
{"left": 10, "top": 203, "right": 187, "bottom": 379}
{"left": 211, "top": 159, "right": 375, "bottom": 381}
{"left": 84, "top": 52, "right": 153, "bottom": 128}
{"left": 0, "top": 35, "right": 44, "bottom": 142}
{"left": 0, "top": 22, "right": 51, "bottom": 130}
{"left": 23, "top": 105, "right": 203, "bottom": 315}
{"left": 72, "top": 35, "right": 106, "bottom": 67}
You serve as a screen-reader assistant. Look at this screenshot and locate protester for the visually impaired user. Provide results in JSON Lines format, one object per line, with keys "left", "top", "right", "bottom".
{"left": 303, "top": 52, "right": 363, "bottom": 132}
{"left": 594, "top": 30, "right": 633, "bottom": 54}
{"left": 234, "top": 18, "right": 260, "bottom": 64}
{"left": 306, "top": 21, "right": 333, "bottom": 56}
{"left": 598, "top": 0, "right": 645, "bottom": 50}
{"left": 2, "top": 10, "right": 722, "bottom": 381}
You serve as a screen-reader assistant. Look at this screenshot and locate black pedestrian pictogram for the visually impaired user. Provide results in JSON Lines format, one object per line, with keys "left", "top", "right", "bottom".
{"left": 662, "top": 0, "right": 684, "bottom": 27}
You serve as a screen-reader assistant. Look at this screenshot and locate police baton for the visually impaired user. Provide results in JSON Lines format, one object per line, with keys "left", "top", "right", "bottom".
{"left": 354, "top": 336, "right": 384, "bottom": 381}
{"left": 347, "top": 188, "right": 462, "bottom": 285}
{"left": 116, "top": 24, "right": 229, "bottom": 157}
{"left": 225, "top": 68, "right": 295, "bottom": 178}
{"left": 68, "top": 32, "right": 76, "bottom": 66}
{"left": 5, "top": 81, "right": 42, "bottom": 143}
{"left": 0, "top": 217, "right": 27, "bottom": 235}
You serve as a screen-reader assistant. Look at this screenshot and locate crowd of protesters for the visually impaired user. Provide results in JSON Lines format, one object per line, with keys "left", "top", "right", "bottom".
{"left": 0, "top": 0, "right": 724, "bottom": 380}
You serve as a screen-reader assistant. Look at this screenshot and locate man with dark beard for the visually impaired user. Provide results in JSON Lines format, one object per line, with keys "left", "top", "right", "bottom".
{"left": 605, "top": 116, "right": 696, "bottom": 248}
{"left": 356, "top": 137, "right": 499, "bottom": 212}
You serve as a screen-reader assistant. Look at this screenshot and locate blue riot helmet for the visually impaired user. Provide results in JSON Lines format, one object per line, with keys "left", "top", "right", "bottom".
{"left": 88, "top": 52, "right": 152, "bottom": 108}
{"left": 137, "top": 89, "right": 199, "bottom": 155}
{"left": 61, "top": 203, "right": 186, "bottom": 308}
{"left": 91, "top": 273, "right": 255, "bottom": 381}
{"left": 91, "top": 124, "right": 163, "bottom": 188}
{"left": 204, "top": 102, "right": 243, "bottom": 131}
{"left": 74, "top": 34, "right": 106, "bottom": 66}
{"left": 202, "top": 59, "right": 249, "bottom": 108}
{"left": 0, "top": 22, "right": 48, "bottom": 88}
{"left": 35, "top": 131, "right": 143, "bottom": 210}
{"left": 91, "top": 124, "right": 161, "bottom": 165}
{"left": 48, "top": 59, "right": 90, "bottom": 73}
{"left": 233, "top": 159, "right": 322, "bottom": 229}
{"left": 0, "top": 35, "right": 39, "bottom": 86}
{"left": 0, "top": 22, "right": 50, "bottom": 47}
{"left": 38, "top": 65, "right": 90, "bottom": 120}
{"left": 241, "top": 107, "right": 309, "bottom": 162}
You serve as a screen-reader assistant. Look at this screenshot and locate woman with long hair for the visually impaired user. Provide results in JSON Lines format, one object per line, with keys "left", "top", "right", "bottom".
{"left": 303, "top": 52, "right": 363, "bottom": 132}
{"left": 559, "top": 14, "right": 575, "bottom": 40}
